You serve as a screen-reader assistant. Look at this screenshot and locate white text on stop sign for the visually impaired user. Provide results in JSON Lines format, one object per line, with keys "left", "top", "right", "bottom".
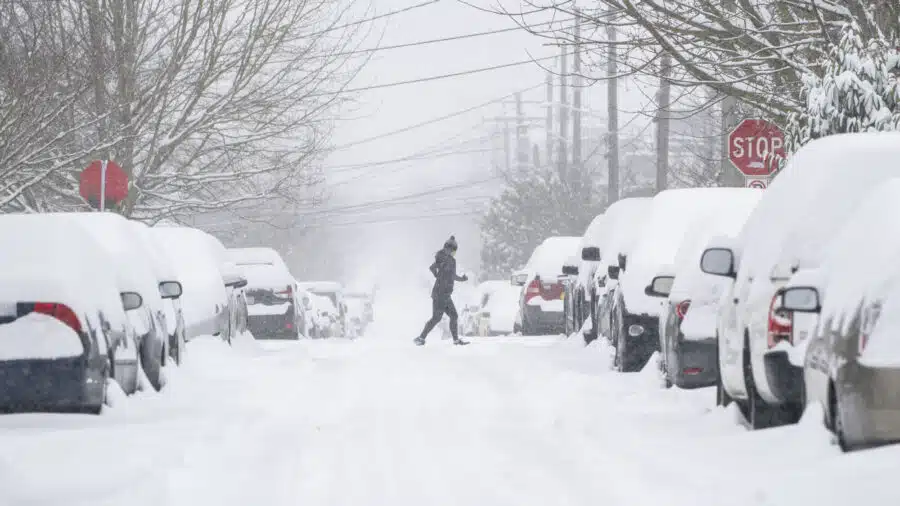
{"left": 731, "top": 136, "right": 783, "bottom": 159}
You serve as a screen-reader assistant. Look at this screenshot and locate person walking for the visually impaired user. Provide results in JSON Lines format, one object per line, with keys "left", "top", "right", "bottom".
{"left": 414, "top": 235, "right": 469, "bottom": 346}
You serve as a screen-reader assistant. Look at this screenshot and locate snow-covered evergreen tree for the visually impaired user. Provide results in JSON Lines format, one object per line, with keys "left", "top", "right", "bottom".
{"left": 479, "top": 167, "right": 605, "bottom": 279}
{"left": 786, "top": 23, "right": 900, "bottom": 152}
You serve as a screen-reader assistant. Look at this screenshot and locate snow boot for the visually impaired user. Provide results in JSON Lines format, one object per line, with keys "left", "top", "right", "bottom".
{"left": 452, "top": 338, "right": 469, "bottom": 346}
{"left": 414, "top": 336, "right": 426, "bottom": 346}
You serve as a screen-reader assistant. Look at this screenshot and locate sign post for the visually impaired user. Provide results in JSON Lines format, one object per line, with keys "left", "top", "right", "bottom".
{"left": 99, "top": 160, "right": 108, "bottom": 211}
{"left": 728, "top": 119, "right": 785, "bottom": 188}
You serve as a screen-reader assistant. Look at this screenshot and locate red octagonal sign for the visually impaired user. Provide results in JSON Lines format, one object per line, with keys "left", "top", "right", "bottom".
{"left": 79, "top": 160, "right": 129, "bottom": 205}
{"left": 728, "top": 119, "right": 785, "bottom": 177}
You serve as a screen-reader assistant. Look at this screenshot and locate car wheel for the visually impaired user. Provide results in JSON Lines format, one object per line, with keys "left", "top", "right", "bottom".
{"left": 830, "top": 383, "right": 852, "bottom": 452}
{"left": 658, "top": 352, "right": 673, "bottom": 389}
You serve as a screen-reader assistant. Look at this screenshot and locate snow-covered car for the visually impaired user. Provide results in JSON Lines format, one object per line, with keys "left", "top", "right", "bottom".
{"left": 227, "top": 247, "right": 304, "bottom": 340}
{"left": 297, "top": 281, "right": 350, "bottom": 338}
{"left": 461, "top": 281, "right": 507, "bottom": 336}
{"left": 514, "top": 236, "right": 582, "bottom": 335}
{"left": 590, "top": 197, "right": 653, "bottom": 346}
{"left": 201, "top": 236, "right": 249, "bottom": 344}
{"left": 306, "top": 292, "right": 342, "bottom": 338}
{"left": 701, "top": 132, "right": 900, "bottom": 430}
{"left": 0, "top": 214, "right": 138, "bottom": 414}
{"left": 611, "top": 188, "right": 753, "bottom": 373}
{"left": 561, "top": 255, "right": 580, "bottom": 335}
{"left": 344, "top": 291, "right": 374, "bottom": 336}
{"left": 127, "top": 221, "right": 188, "bottom": 365}
{"left": 571, "top": 213, "right": 608, "bottom": 339}
{"left": 654, "top": 190, "right": 762, "bottom": 389}
{"left": 476, "top": 283, "right": 523, "bottom": 336}
{"left": 52, "top": 212, "right": 170, "bottom": 391}
{"left": 779, "top": 179, "right": 900, "bottom": 450}
{"left": 150, "top": 226, "right": 230, "bottom": 346}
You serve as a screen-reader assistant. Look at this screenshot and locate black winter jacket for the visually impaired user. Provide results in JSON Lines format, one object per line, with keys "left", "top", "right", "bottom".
{"left": 430, "top": 247, "right": 465, "bottom": 298}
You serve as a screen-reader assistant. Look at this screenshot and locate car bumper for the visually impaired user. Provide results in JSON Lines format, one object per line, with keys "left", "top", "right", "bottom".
{"left": 763, "top": 350, "right": 804, "bottom": 405}
{"left": 248, "top": 311, "right": 296, "bottom": 339}
{"left": 673, "top": 338, "right": 718, "bottom": 389}
{"left": 0, "top": 358, "right": 99, "bottom": 412}
{"left": 523, "top": 304, "right": 565, "bottom": 334}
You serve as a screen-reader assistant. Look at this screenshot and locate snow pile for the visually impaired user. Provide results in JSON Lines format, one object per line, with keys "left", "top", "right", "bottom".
{"left": 247, "top": 302, "right": 291, "bottom": 317}
{"left": 524, "top": 236, "right": 582, "bottom": 280}
{"left": 239, "top": 264, "right": 293, "bottom": 290}
{"left": 621, "top": 188, "right": 757, "bottom": 316}
{"left": 0, "top": 313, "right": 84, "bottom": 360}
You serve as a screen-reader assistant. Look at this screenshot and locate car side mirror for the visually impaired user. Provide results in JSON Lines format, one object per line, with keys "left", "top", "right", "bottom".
{"left": 120, "top": 292, "right": 144, "bottom": 311}
{"left": 781, "top": 286, "right": 821, "bottom": 313}
{"left": 158, "top": 281, "right": 183, "bottom": 299}
{"left": 228, "top": 278, "right": 248, "bottom": 289}
{"left": 644, "top": 275, "right": 674, "bottom": 298}
{"left": 618, "top": 253, "right": 627, "bottom": 271}
{"left": 700, "top": 247, "right": 736, "bottom": 278}
{"left": 581, "top": 246, "right": 601, "bottom": 262}
{"left": 511, "top": 272, "right": 527, "bottom": 286}
{"left": 608, "top": 265, "right": 620, "bottom": 280}
{"left": 562, "top": 264, "right": 579, "bottom": 276}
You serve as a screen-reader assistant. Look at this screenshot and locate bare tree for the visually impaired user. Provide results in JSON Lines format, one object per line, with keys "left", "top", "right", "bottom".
{"left": 0, "top": 0, "right": 369, "bottom": 219}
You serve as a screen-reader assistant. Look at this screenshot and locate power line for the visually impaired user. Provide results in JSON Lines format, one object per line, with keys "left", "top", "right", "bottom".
{"left": 326, "top": 147, "right": 493, "bottom": 173}
{"left": 308, "top": 54, "right": 562, "bottom": 98}
{"left": 330, "top": 82, "right": 543, "bottom": 151}
{"left": 310, "top": 1, "right": 440, "bottom": 37}
{"left": 304, "top": 210, "right": 482, "bottom": 229}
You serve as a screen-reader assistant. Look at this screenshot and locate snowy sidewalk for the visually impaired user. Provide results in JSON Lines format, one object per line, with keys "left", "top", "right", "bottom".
{"left": 1, "top": 331, "right": 899, "bottom": 506}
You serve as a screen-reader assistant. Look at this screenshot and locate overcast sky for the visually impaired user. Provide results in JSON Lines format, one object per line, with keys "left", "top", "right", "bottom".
{"left": 295, "top": 0, "right": 653, "bottom": 289}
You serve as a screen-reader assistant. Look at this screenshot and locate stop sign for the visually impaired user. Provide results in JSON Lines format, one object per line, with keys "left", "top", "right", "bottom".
{"left": 79, "top": 160, "right": 129, "bottom": 206}
{"left": 728, "top": 119, "right": 785, "bottom": 177}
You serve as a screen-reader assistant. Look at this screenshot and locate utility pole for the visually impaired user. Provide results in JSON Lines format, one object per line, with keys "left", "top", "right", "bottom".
{"left": 606, "top": 16, "right": 620, "bottom": 204}
{"left": 515, "top": 91, "right": 528, "bottom": 170}
{"left": 558, "top": 47, "right": 569, "bottom": 183}
{"left": 572, "top": 8, "right": 583, "bottom": 184}
{"left": 545, "top": 70, "right": 554, "bottom": 170}
{"left": 502, "top": 100, "right": 511, "bottom": 173}
{"left": 656, "top": 52, "right": 672, "bottom": 193}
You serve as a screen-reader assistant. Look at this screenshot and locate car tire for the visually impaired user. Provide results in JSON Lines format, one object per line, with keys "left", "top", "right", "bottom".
{"left": 658, "top": 352, "right": 673, "bottom": 389}
{"left": 830, "top": 383, "right": 852, "bottom": 452}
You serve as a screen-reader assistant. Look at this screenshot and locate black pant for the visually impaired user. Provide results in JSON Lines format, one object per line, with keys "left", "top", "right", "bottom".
{"left": 418, "top": 295, "right": 458, "bottom": 341}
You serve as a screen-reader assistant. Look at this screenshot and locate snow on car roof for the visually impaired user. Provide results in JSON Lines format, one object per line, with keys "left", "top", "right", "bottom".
{"left": 127, "top": 221, "right": 180, "bottom": 283}
{"left": 597, "top": 197, "right": 653, "bottom": 268}
{"left": 579, "top": 213, "right": 607, "bottom": 249}
{"left": 524, "top": 236, "right": 582, "bottom": 279}
{"left": 669, "top": 190, "right": 762, "bottom": 301}
{"left": 240, "top": 263, "right": 294, "bottom": 290}
{"left": 227, "top": 247, "right": 287, "bottom": 267}
{"left": 44, "top": 212, "right": 164, "bottom": 312}
{"left": 737, "top": 132, "right": 900, "bottom": 284}
{"left": 297, "top": 281, "right": 343, "bottom": 293}
{"left": 150, "top": 225, "right": 227, "bottom": 327}
{"left": 0, "top": 214, "right": 128, "bottom": 330}
{"left": 621, "top": 188, "right": 756, "bottom": 315}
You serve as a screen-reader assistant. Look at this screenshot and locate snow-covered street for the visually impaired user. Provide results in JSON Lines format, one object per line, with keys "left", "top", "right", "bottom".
{"left": 0, "top": 296, "right": 897, "bottom": 506}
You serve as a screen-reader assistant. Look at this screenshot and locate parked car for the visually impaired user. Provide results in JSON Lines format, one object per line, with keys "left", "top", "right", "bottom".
{"left": 0, "top": 214, "right": 140, "bottom": 414}
{"left": 562, "top": 255, "right": 581, "bottom": 335}
{"left": 151, "top": 226, "right": 230, "bottom": 345}
{"left": 54, "top": 212, "right": 170, "bottom": 392}
{"left": 513, "top": 236, "right": 581, "bottom": 335}
{"left": 571, "top": 213, "right": 608, "bottom": 340}
{"left": 653, "top": 190, "right": 762, "bottom": 389}
{"left": 227, "top": 247, "right": 304, "bottom": 340}
{"left": 589, "top": 197, "right": 653, "bottom": 346}
{"left": 127, "top": 221, "right": 188, "bottom": 365}
{"left": 610, "top": 189, "right": 751, "bottom": 373}
{"left": 476, "top": 283, "right": 523, "bottom": 336}
{"left": 297, "top": 281, "right": 350, "bottom": 338}
{"left": 461, "top": 281, "right": 507, "bottom": 336}
{"left": 701, "top": 132, "right": 900, "bottom": 429}
{"left": 201, "top": 235, "right": 249, "bottom": 344}
{"left": 344, "top": 292, "right": 374, "bottom": 336}
{"left": 780, "top": 179, "right": 900, "bottom": 450}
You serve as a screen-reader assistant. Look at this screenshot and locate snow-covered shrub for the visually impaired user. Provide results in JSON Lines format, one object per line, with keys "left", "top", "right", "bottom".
{"left": 786, "top": 23, "right": 900, "bottom": 152}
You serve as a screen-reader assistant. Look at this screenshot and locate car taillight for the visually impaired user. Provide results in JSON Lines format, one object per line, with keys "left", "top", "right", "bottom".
{"left": 859, "top": 301, "right": 882, "bottom": 354}
{"left": 767, "top": 292, "right": 792, "bottom": 349}
{"left": 524, "top": 278, "right": 541, "bottom": 303}
{"left": 675, "top": 300, "right": 691, "bottom": 319}
{"left": 32, "top": 303, "right": 82, "bottom": 333}
{"left": 276, "top": 285, "right": 293, "bottom": 298}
